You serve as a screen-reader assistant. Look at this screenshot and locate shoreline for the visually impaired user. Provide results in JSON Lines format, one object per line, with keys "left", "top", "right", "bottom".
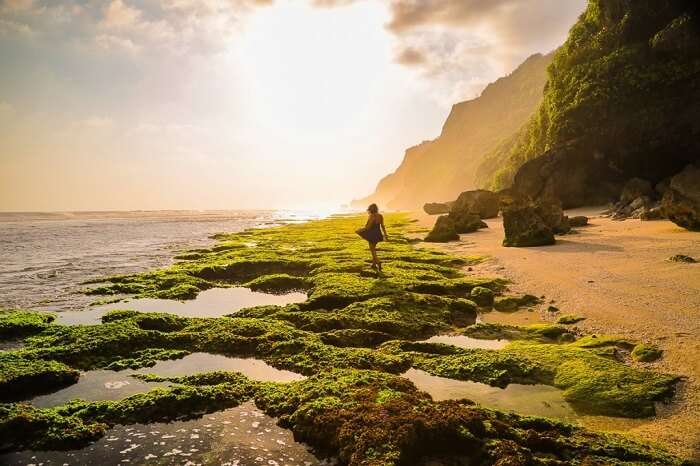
{"left": 414, "top": 207, "right": 700, "bottom": 460}
{"left": 0, "top": 213, "right": 695, "bottom": 464}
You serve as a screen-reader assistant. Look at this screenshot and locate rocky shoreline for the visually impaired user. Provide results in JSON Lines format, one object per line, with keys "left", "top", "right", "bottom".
{"left": 0, "top": 214, "right": 692, "bottom": 465}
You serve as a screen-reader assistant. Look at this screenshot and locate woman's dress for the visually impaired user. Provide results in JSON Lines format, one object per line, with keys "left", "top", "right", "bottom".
{"left": 359, "top": 221, "right": 383, "bottom": 244}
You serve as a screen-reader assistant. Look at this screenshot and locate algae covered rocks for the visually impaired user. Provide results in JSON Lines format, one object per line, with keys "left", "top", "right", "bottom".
{"left": 0, "top": 214, "right": 689, "bottom": 465}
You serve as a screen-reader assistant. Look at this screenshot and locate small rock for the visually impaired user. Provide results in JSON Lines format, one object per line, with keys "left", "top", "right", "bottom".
{"left": 470, "top": 286, "right": 495, "bottom": 307}
{"left": 668, "top": 254, "right": 697, "bottom": 263}
{"left": 569, "top": 215, "right": 588, "bottom": 227}
{"left": 631, "top": 343, "right": 663, "bottom": 362}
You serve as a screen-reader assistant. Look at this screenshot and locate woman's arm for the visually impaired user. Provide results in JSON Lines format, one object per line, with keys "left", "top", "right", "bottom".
{"left": 380, "top": 216, "right": 388, "bottom": 238}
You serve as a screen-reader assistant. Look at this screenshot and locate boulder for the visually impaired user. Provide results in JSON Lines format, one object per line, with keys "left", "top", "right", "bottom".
{"left": 655, "top": 178, "right": 671, "bottom": 197}
{"left": 425, "top": 215, "right": 459, "bottom": 243}
{"left": 451, "top": 189, "right": 500, "bottom": 219}
{"left": 621, "top": 178, "right": 654, "bottom": 203}
{"left": 423, "top": 202, "right": 451, "bottom": 215}
{"left": 502, "top": 202, "right": 556, "bottom": 247}
{"left": 470, "top": 286, "right": 495, "bottom": 307}
{"left": 569, "top": 216, "right": 589, "bottom": 227}
{"left": 640, "top": 207, "right": 664, "bottom": 221}
{"left": 511, "top": 142, "right": 622, "bottom": 209}
{"left": 662, "top": 165, "right": 700, "bottom": 231}
{"left": 535, "top": 198, "right": 571, "bottom": 234}
{"left": 449, "top": 211, "right": 488, "bottom": 234}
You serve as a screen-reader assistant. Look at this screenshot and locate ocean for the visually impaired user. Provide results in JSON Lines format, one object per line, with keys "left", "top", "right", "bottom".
{"left": 0, "top": 210, "right": 326, "bottom": 312}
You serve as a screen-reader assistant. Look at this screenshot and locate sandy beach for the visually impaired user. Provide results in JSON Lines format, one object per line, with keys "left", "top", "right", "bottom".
{"left": 415, "top": 208, "right": 700, "bottom": 460}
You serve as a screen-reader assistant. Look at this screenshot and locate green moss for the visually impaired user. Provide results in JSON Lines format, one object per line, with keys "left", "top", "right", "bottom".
{"left": 481, "top": 1, "right": 700, "bottom": 190}
{"left": 104, "top": 348, "right": 191, "bottom": 370}
{"left": 470, "top": 286, "right": 495, "bottom": 306}
{"left": 253, "top": 369, "right": 682, "bottom": 465}
{"left": 0, "top": 214, "right": 683, "bottom": 462}
{"left": 0, "top": 309, "right": 55, "bottom": 339}
{"left": 245, "top": 274, "right": 311, "bottom": 294}
{"left": 240, "top": 293, "right": 477, "bottom": 340}
{"left": 557, "top": 314, "right": 586, "bottom": 325}
{"left": 632, "top": 343, "right": 663, "bottom": 362}
{"left": 380, "top": 325, "right": 677, "bottom": 418}
{"left": 463, "top": 322, "right": 574, "bottom": 343}
{"left": 0, "top": 352, "right": 79, "bottom": 401}
{"left": 493, "top": 294, "right": 540, "bottom": 311}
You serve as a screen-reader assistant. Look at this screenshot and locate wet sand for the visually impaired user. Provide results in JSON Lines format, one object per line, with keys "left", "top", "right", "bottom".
{"left": 414, "top": 208, "right": 700, "bottom": 460}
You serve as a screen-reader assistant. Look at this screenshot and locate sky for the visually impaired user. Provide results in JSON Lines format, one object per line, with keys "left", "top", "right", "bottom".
{"left": 0, "top": 0, "right": 586, "bottom": 211}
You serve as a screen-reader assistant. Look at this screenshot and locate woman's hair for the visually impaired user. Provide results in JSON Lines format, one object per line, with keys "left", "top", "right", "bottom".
{"left": 367, "top": 203, "right": 379, "bottom": 214}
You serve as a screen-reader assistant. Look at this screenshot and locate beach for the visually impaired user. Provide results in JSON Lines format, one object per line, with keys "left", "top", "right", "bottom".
{"left": 416, "top": 208, "right": 700, "bottom": 459}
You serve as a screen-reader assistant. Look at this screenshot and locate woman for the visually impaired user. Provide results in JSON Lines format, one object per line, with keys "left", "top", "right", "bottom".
{"left": 356, "top": 203, "right": 388, "bottom": 271}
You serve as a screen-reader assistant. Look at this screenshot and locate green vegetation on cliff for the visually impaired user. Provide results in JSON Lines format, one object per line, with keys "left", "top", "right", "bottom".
{"left": 480, "top": 0, "right": 700, "bottom": 192}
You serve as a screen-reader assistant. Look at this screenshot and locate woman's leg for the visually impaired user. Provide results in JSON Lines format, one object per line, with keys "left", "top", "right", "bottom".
{"left": 369, "top": 243, "right": 379, "bottom": 268}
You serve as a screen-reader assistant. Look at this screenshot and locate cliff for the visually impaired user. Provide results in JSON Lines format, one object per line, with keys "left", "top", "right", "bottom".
{"left": 352, "top": 53, "right": 552, "bottom": 210}
{"left": 479, "top": 0, "right": 700, "bottom": 205}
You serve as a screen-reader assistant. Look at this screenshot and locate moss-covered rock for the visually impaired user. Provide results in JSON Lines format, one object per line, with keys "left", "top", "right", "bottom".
{"left": 0, "top": 309, "right": 55, "bottom": 339}
{"left": 557, "top": 314, "right": 587, "bottom": 325}
{"left": 0, "top": 352, "right": 79, "bottom": 402}
{"left": 470, "top": 286, "right": 495, "bottom": 307}
{"left": 632, "top": 343, "right": 663, "bottom": 362}
{"left": 254, "top": 369, "right": 683, "bottom": 466}
{"left": 0, "top": 213, "right": 682, "bottom": 462}
{"left": 493, "top": 294, "right": 540, "bottom": 311}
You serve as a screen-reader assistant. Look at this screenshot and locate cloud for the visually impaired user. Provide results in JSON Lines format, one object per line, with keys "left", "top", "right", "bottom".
{"left": 99, "top": 0, "right": 142, "bottom": 29}
{"left": 95, "top": 33, "right": 141, "bottom": 54}
{"left": 394, "top": 46, "right": 426, "bottom": 66}
{"left": 308, "top": 0, "right": 585, "bottom": 101}
{"left": 1, "top": 0, "right": 34, "bottom": 12}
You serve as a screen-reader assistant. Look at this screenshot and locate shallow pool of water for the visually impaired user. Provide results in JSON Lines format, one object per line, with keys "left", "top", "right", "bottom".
{"left": 55, "top": 287, "right": 307, "bottom": 325}
{"left": 420, "top": 334, "right": 508, "bottom": 350}
{"left": 0, "top": 401, "right": 321, "bottom": 466}
{"left": 30, "top": 352, "right": 305, "bottom": 408}
{"left": 404, "top": 368, "right": 576, "bottom": 420}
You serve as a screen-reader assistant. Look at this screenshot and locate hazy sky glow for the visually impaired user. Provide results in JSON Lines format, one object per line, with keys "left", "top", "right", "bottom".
{"left": 0, "top": 0, "right": 586, "bottom": 211}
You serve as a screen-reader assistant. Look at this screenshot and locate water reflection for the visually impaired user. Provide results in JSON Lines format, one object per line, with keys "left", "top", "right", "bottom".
{"left": 55, "top": 287, "right": 307, "bottom": 325}
{"left": 31, "top": 353, "right": 304, "bottom": 408}
{"left": 404, "top": 368, "right": 575, "bottom": 420}
{"left": 0, "top": 401, "right": 321, "bottom": 466}
{"left": 420, "top": 334, "right": 508, "bottom": 350}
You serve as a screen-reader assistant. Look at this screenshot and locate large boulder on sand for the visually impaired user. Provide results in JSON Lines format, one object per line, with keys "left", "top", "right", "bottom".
{"left": 451, "top": 190, "right": 500, "bottom": 219}
{"left": 450, "top": 211, "right": 488, "bottom": 234}
{"left": 423, "top": 202, "right": 451, "bottom": 215}
{"left": 425, "top": 215, "right": 459, "bottom": 242}
{"left": 534, "top": 198, "right": 571, "bottom": 234}
{"left": 662, "top": 165, "right": 700, "bottom": 231}
{"left": 502, "top": 202, "right": 556, "bottom": 247}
